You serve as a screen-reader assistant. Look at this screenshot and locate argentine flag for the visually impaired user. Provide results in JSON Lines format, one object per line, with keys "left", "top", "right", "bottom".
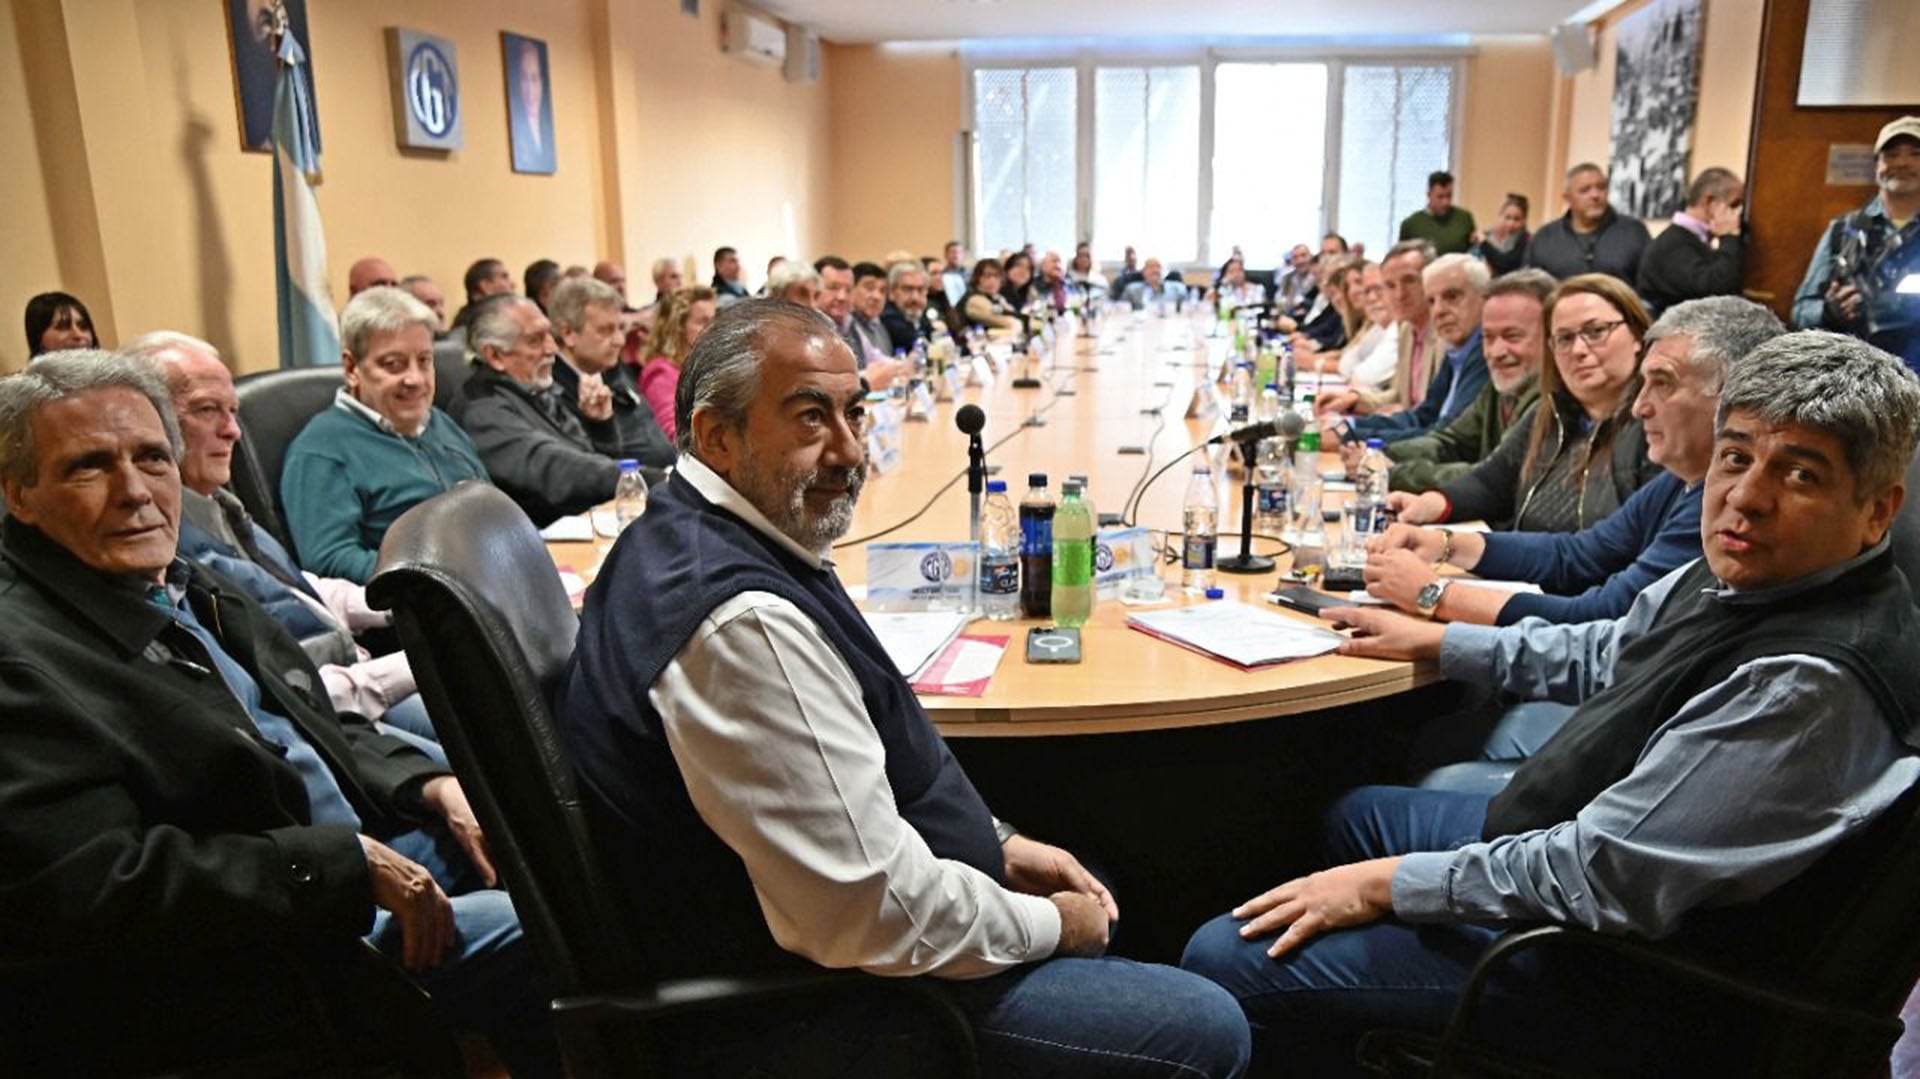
{"left": 271, "top": 28, "right": 340, "bottom": 368}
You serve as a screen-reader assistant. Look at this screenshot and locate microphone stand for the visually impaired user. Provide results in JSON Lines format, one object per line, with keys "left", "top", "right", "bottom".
{"left": 967, "top": 432, "right": 986, "bottom": 543}
{"left": 1217, "top": 430, "right": 1276, "bottom": 574}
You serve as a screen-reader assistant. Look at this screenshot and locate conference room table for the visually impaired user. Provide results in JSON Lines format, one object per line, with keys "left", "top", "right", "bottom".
{"left": 546, "top": 312, "right": 1465, "bottom": 961}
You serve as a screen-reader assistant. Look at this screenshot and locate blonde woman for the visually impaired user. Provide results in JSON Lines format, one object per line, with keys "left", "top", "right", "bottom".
{"left": 639, "top": 285, "right": 717, "bottom": 442}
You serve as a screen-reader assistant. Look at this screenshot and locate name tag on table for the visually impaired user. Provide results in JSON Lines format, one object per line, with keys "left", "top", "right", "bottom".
{"left": 866, "top": 542, "right": 979, "bottom": 612}
{"left": 1094, "top": 527, "right": 1155, "bottom": 600}
{"left": 866, "top": 398, "right": 903, "bottom": 474}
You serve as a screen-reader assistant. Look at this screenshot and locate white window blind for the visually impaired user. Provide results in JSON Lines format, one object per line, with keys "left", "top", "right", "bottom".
{"left": 1211, "top": 63, "right": 1328, "bottom": 268}
{"left": 1336, "top": 63, "right": 1456, "bottom": 257}
{"left": 971, "top": 67, "right": 1078, "bottom": 257}
{"left": 1093, "top": 66, "right": 1201, "bottom": 264}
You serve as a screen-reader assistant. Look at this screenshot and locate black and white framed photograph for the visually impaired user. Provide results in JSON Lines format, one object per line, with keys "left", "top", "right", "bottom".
{"left": 502, "top": 31, "right": 555, "bottom": 175}
{"left": 226, "top": 0, "right": 320, "bottom": 152}
{"left": 1607, "top": 0, "right": 1704, "bottom": 218}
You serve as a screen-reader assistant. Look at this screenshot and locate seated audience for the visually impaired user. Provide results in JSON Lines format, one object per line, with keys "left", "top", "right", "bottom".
{"left": 1121, "top": 257, "right": 1186, "bottom": 312}
{"left": 25, "top": 290, "right": 98, "bottom": 358}
{"left": 1000, "top": 250, "right": 1038, "bottom": 312}
{"left": 1339, "top": 253, "right": 1491, "bottom": 445}
{"left": 766, "top": 260, "right": 820, "bottom": 308}
{"left": 1294, "top": 259, "right": 1367, "bottom": 372}
{"left": 399, "top": 274, "right": 448, "bottom": 337}
{"left": 1108, "top": 245, "right": 1144, "bottom": 300}
{"left": 1274, "top": 244, "right": 1316, "bottom": 314}
{"left": 814, "top": 254, "right": 854, "bottom": 328}
{"left": 846, "top": 261, "right": 897, "bottom": 373}
{"left": 939, "top": 240, "right": 969, "bottom": 306}
{"left": 453, "top": 294, "right": 621, "bottom": 526}
{"left": 1370, "top": 269, "right": 1553, "bottom": 491}
{"left": 1316, "top": 242, "right": 1438, "bottom": 417}
{"left": 1387, "top": 273, "right": 1658, "bottom": 532}
{"left": 1036, "top": 249, "right": 1071, "bottom": 313}
{"left": 640, "top": 285, "right": 718, "bottom": 442}
{"left": 1365, "top": 295, "right": 1786, "bottom": 627}
{"left": 1211, "top": 256, "right": 1265, "bottom": 308}
{"left": 548, "top": 276, "right": 676, "bottom": 477}
{"left": 1183, "top": 331, "right": 1920, "bottom": 1077}
{"left": 1471, "top": 193, "right": 1531, "bottom": 275}
{"left": 282, "top": 287, "right": 488, "bottom": 583}
{"left": 1277, "top": 253, "right": 1350, "bottom": 350}
{"left": 649, "top": 256, "right": 684, "bottom": 314}
{"left": 1636, "top": 167, "right": 1747, "bottom": 317}
{"left": 592, "top": 259, "right": 630, "bottom": 305}
{"left": 129, "top": 330, "right": 442, "bottom": 746}
{"left": 1527, "top": 163, "right": 1651, "bottom": 282}
{"left": 1398, "top": 170, "right": 1476, "bottom": 256}
{"left": 0, "top": 352, "right": 555, "bottom": 1075}
{"left": 450, "top": 257, "right": 515, "bottom": 333}
{"left": 1067, "top": 242, "right": 1107, "bottom": 295}
{"left": 711, "top": 245, "right": 750, "bottom": 304}
{"left": 556, "top": 299, "right": 1250, "bottom": 1077}
{"left": 347, "top": 256, "right": 398, "bottom": 296}
{"left": 961, "top": 258, "right": 1021, "bottom": 332}
{"left": 1327, "top": 263, "right": 1400, "bottom": 393}
{"left": 882, "top": 261, "right": 940, "bottom": 353}
{"left": 1793, "top": 116, "right": 1920, "bottom": 374}
{"left": 523, "top": 258, "right": 562, "bottom": 313}
{"left": 1320, "top": 232, "right": 1350, "bottom": 260}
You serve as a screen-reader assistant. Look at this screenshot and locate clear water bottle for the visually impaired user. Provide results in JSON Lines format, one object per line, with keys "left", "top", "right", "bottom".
{"left": 1288, "top": 428, "right": 1323, "bottom": 543}
{"left": 1182, "top": 462, "right": 1218, "bottom": 592}
{"left": 1051, "top": 481, "right": 1095, "bottom": 628}
{"left": 1019, "top": 473, "right": 1055, "bottom": 619}
{"left": 1254, "top": 435, "right": 1291, "bottom": 535}
{"left": 1228, "top": 363, "right": 1253, "bottom": 424}
{"left": 977, "top": 480, "right": 1020, "bottom": 621}
{"left": 1354, "top": 438, "right": 1395, "bottom": 532}
{"left": 613, "top": 460, "right": 649, "bottom": 530}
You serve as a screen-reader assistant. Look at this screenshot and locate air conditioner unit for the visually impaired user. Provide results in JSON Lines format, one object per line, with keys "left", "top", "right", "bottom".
{"left": 784, "top": 25, "right": 819, "bottom": 84}
{"left": 722, "top": 7, "right": 787, "bottom": 67}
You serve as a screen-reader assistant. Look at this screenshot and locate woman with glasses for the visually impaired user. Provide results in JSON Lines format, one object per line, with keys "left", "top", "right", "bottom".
{"left": 1302, "top": 262, "right": 1399, "bottom": 396}
{"left": 1385, "top": 274, "right": 1659, "bottom": 532}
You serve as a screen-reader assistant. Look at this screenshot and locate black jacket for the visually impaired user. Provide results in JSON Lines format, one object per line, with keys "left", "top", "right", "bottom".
{"left": 1527, "top": 209, "right": 1651, "bottom": 283}
{"left": 452, "top": 361, "right": 619, "bottom": 525}
{"left": 551, "top": 355, "right": 676, "bottom": 479}
{"left": 881, "top": 301, "right": 938, "bottom": 353}
{"left": 0, "top": 519, "right": 446, "bottom": 1067}
{"left": 1635, "top": 223, "right": 1744, "bottom": 316}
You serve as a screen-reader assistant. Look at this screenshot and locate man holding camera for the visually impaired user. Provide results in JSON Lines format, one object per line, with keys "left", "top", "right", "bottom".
{"left": 1793, "top": 115, "right": 1920, "bottom": 374}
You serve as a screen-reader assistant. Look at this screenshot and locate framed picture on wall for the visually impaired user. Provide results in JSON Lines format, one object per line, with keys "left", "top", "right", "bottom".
{"left": 502, "top": 32, "right": 556, "bottom": 175}
{"left": 225, "top": 0, "right": 320, "bottom": 153}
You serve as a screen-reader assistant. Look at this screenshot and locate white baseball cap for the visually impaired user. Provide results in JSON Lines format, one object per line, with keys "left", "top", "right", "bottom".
{"left": 1875, "top": 116, "right": 1920, "bottom": 154}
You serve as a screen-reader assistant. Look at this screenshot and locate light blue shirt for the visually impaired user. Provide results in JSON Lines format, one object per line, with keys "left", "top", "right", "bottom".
{"left": 1392, "top": 545, "right": 1920, "bottom": 939}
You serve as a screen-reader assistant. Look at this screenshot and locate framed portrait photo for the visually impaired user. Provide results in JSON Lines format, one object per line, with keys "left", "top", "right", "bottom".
{"left": 501, "top": 32, "right": 555, "bottom": 175}
{"left": 225, "top": 0, "right": 320, "bottom": 153}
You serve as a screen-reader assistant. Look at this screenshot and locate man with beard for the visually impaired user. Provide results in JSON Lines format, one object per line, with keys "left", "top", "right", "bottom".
{"left": 554, "top": 300, "right": 1250, "bottom": 1078}
{"left": 1793, "top": 116, "right": 1920, "bottom": 374}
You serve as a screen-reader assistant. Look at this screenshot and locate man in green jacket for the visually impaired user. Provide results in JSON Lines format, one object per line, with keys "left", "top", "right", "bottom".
{"left": 1370, "top": 269, "right": 1552, "bottom": 491}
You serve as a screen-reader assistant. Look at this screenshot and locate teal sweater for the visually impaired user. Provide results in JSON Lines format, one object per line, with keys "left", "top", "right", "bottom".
{"left": 280, "top": 400, "right": 488, "bottom": 583}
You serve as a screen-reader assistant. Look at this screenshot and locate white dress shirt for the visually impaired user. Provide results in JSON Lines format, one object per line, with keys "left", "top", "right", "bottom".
{"left": 651, "top": 456, "right": 1061, "bottom": 978}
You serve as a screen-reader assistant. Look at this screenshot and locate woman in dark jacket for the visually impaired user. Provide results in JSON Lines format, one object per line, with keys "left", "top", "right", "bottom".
{"left": 1472, "top": 194, "right": 1532, "bottom": 277}
{"left": 1388, "top": 274, "right": 1659, "bottom": 532}
{"left": 999, "top": 250, "right": 1038, "bottom": 312}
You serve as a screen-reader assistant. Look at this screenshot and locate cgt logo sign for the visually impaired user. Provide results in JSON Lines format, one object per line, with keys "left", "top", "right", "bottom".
{"left": 388, "top": 28, "right": 463, "bottom": 151}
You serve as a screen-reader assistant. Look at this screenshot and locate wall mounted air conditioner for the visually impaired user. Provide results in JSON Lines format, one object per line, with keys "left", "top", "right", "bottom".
{"left": 722, "top": 7, "right": 787, "bottom": 67}
{"left": 785, "top": 25, "right": 820, "bottom": 84}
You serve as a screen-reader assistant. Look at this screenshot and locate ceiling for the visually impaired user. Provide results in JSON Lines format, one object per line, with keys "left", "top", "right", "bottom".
{"left": 752, "top": 0, "right": 1601, "bottom": 45}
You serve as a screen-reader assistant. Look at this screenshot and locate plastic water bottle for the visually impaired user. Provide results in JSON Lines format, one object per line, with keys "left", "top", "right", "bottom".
{"left": 1254, "top": 435, "right": 1291, "bottom": 535}
{"left": 613, "top": 460, "right": 649, "bottom": 530}
{"left": 1228, "top": 363, "right": 1253, "bottom": 424}
{"left": 1258, "top": 381, "right": 1283, "bottom": 427}
{"left": 1182, "top": 462, "right": 1218, "bottom": 592}
{"left": 1051, "top": 482, "right": 1095, "bottom": 628}
{"left": 1353, "top": 438, "right": 1395, "bottom": 533}
{"left": 977, "top": 480, "right": 1020, "bottom": 621}
{"left": 1019, "top": 473, "right": 1055, "bottom": 619}
{"left": 1289, "top": 429, "right": 1323, "bottom": 543}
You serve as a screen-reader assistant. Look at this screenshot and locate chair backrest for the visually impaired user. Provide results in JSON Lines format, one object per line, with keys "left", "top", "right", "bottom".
{"left": 231, "top": 366, "right": 345, "bottom": 554}
{"left": 365, "top": 483, "right": 646, "bottom": 1000}
{"left": 1890, "top": 441, "right": 1920, "bottom": 608}
{"left": 432, "top": 337, "right": 471, "bottom": 413}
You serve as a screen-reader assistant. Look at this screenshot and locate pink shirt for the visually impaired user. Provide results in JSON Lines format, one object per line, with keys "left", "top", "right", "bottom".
{"left": 639, "top": 357, "right": 681, "bottom": 442}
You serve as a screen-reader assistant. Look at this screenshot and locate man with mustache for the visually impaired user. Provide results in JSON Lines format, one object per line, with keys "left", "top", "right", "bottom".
{"left": 555, "top": 299, "right": 1250, "bottom": 1077}
{"left": 1793, "top": 116, "right": 1920, "bottom": 375}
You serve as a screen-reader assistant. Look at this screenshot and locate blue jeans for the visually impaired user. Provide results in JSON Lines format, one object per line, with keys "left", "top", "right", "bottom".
{"left": 1418, "top": 701, "right": 1575, "bottom": 794}
{"left": 371, "top": 824, "right": 560, "bottom": 1078}
{"left": 379, "top": 691, "right": 442, "bottom": 744}
{"left": 1181, "top": 786, "right": 1744, "bottom": 1077}
{"left": 666, "top": 955, "right": 1252, "bottom": 1077}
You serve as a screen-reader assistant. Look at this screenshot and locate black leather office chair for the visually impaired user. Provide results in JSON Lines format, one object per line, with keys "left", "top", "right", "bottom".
{"left": 231, "top": 366, "right": 345, "bottom": 555}
{"left": 432, "top": 337, "right": 470, "bottom": 413}
{"left": 367, "top": 483, "right": 979, "bottom": 1078}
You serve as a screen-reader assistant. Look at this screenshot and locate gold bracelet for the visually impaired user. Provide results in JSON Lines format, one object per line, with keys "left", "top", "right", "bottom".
{"left": 1435, "top": 528, "right": 1454, "bottom": 568}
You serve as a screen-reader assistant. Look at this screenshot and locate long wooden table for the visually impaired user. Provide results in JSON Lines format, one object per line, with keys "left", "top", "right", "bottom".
{"left": 548, "top": 313, "right": 1438, "bottom": 737}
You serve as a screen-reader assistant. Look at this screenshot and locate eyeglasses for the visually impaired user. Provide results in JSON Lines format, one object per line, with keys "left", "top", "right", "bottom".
{"left": 1549, "top": 319, "right": 1626, "bottom": 355}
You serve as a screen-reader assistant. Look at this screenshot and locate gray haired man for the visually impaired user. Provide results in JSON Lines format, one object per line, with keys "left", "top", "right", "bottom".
{"left": 1184, "top": 330, "right": 1920, "bottom": 1074}
{"left": 548, "top": 276, "right": 675, "bottom": 477}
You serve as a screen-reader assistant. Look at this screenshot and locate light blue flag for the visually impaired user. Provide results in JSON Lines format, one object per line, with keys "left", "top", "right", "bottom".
{"left": 271, "top": 28, "right": 340, "bottom": 368}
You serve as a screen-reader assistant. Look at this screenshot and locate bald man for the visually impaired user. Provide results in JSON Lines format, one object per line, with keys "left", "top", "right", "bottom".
{"left": 348, "top": 256, "right": 399, "bottom": 296}
{"left": 593, "top": 260, "right": 629, "bottom": 305}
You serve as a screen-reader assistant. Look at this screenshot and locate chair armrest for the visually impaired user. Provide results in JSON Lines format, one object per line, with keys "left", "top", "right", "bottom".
{"left": 551, "top": 969, "right": 977, "bottom": 1076}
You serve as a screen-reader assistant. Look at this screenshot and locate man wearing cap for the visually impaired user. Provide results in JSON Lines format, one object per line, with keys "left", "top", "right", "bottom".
{"left": 1793, "top": 116, "right": 1920, "bottom": 373}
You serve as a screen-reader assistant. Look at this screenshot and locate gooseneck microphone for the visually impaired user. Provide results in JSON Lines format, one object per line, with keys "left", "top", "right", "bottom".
{"left": 1208, "top": 410, "right": 1307, "bottom": 446}
{"left": 957, "top": 404, "right": 988, "bottom": 543}
{"left": 1218, "top": 410, "right": 1305, "bottom": 574}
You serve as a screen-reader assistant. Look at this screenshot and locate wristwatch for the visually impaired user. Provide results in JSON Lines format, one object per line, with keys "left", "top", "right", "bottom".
{"left": 1414, "top": 577, "right": 1452, "bottom": 619}
{"left": 993, "top": 818, "right": 1020, "bottom": 844}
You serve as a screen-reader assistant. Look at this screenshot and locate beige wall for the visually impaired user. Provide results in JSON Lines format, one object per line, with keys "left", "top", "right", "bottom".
{"left": 0, "top": 0, "right": 832, "bottom": 375}
{"left": 1559, "top": 0, "right": 1764, "bottom": 222}
{"left": 1457, "top": 39, "right": 1558, "bottom": 236}
{"left": 826, "top": 43, "right": 963, "bottom": 264}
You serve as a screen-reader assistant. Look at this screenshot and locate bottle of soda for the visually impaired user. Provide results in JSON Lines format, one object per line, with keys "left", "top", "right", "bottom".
{"left": 978, "top": 480, "right": 1020, "bottom": 621}
{"left": 1182, "top": 462, "right": 1218, "bottom": 592}
{"left": 1019, "top": 473, "right": 1055, "bottom": 619}
{"left": 1051, "top": 481, "right": 1095, "bottom": 628}
{"left": 1068, "top": 473, "right": 1094, "bottom": 523}
{"left": 613, "top": 460, "right": 649, "bottom": 531}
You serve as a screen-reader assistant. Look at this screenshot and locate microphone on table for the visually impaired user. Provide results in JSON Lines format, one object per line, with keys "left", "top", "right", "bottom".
{"left": 1208, "top": 410, "right": 1307, "bottom": 446}
{"left": 956, "top": 404, "right": 988, "bottom": 543}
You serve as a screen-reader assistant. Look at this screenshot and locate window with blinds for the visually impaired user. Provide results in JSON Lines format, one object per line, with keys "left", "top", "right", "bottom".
{"left": 1092, "top": 66, "right": 1201, "bottom": 264}
{"left": 971, "top": 67, "right": 1077, "bottom": 258}
{"left": 1211, "top": 63, "right": 1328, "bottom": 268}
{"left": 1335, "top": 64, "right": 1456, "bottom": 257}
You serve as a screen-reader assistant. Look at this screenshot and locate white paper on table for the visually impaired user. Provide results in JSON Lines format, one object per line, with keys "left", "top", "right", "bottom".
{"left": 1128, "top": 600, "right": 1344, "bottom": 667}
{"left": 539, "top": 515, "right": 594, "bottom": 542}
{"left": 861, "top": 610, "right": 971, "bottom": 679}
{"left": 929, "top": 637, "right": 1007, "bottom": 684}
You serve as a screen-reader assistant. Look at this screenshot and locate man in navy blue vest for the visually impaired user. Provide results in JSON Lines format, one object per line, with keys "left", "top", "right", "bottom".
{"left": 1182, "top": 331, "right": 1920, "bottom": 1075}
{"left": 557, "top": 299, "right": 1250, "bottom": 1077}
